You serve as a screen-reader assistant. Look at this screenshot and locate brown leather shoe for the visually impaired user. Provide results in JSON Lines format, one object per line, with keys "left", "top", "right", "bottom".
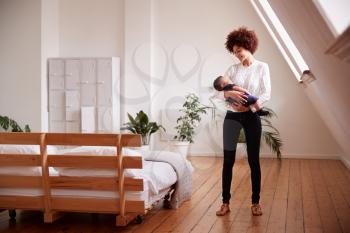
{"left": 251, "top": 203, "right": 263, "bottom": 216}
{"left": 216, "top": 203, "right": 230, "bottom": 216}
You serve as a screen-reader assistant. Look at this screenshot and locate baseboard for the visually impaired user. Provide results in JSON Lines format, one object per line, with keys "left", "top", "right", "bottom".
{"left": 340, "top": 155, "right": 350, "bottom": 170}
{"left": 259, "top": 153, "right": 340, "bottom": 160}
{"left": 188, "top": 152, "right": 223, "bottom": 157}
{"left": 188, "top": 152, "right": 340, "bottom": 160}
{"left": 188, "top": 153, "right": 348, "bottom": 170}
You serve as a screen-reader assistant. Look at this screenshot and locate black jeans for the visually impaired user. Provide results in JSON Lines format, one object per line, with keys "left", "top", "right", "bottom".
{"left": 222, "top": 110, "right": 262, "bottom": 204}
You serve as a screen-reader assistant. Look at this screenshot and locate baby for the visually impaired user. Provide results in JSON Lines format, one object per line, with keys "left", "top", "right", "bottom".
{"left": 213, "top": 76, "right": 268, "bottom": 116}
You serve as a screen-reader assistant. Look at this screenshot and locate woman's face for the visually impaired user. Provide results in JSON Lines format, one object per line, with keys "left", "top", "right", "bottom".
{"left": 233, "top": 45, "right": 251, "bottom": 63}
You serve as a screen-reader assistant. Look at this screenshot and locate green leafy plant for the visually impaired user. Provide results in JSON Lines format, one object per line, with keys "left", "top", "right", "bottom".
{"left": 0, "top": 115, "right": 31, "bottom": 132}
{"left": 122, "top": 110, "right": 165, "bottom": 145}
{"left": 238, "top": 107, "right": 283, "bottom": 159}
{"left": 174, "top": 93, "right": 208, "bottom": 143}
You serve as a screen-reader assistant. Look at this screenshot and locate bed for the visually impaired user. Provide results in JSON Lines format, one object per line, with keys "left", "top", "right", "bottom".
{"left": 0, "top": 132, "right": 184, "bottom": 226}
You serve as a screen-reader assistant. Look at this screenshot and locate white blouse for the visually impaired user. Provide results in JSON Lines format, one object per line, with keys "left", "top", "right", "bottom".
{"left": 212, "top": 59, "right": 271, "bottom": 113}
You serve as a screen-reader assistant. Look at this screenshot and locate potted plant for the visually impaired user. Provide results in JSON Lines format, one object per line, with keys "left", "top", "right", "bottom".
{"left": 122, "top": 110, "right": 165, "bottom": 150}
{"left": 0, "top": 115, "right": 31, "bottom": 132}
{"left": 236, "top": 129, "right": 247, "bottom": 160}
{"left": 173, "top": 93, "right": 208, "bottom": 158}
{"left": 236, "top": 107, "right": 283, "bottom": 159}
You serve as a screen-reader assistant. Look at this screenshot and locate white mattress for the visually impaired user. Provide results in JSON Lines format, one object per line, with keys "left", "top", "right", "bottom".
{"left": 0, "top": 186, "right": 171, "bottom": 209}
{"left": 56, "top": 160, "right": 176, "bottom": 194}
{"left": 0, "top": 160, "right": 177, "bottom": 209}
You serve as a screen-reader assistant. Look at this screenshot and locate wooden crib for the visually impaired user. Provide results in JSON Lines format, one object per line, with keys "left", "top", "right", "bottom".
{"left": 0, "top": 132, "right": 145, "bottom": 226}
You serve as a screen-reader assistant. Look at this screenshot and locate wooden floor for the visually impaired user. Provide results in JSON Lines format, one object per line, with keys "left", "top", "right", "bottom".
{"left": 1, "top": 157, "right": 350, "bottom": 233}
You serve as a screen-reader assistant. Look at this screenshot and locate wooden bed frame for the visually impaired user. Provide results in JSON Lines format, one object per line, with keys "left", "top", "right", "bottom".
{"left": 0, "top": 132, "right": 153, "bottom": 226}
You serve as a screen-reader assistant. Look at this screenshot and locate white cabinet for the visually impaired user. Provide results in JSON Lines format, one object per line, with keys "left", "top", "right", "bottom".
{"left": 65, "top": 60, "right": 80, "bottom": 90}
{"left": 81, "top": 59, "right": 96, "bottom": 106}
{"left": 48, "top": 57, "right": 120, "bottom": 133}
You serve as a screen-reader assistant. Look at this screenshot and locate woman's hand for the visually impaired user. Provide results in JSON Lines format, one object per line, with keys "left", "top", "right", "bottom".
{"left": 224, "top": 90, "right": 247, "bottom": 104}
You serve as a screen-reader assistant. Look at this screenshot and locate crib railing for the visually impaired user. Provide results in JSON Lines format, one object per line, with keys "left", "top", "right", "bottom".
{"left": 0, "top": 132, "right": 143, "bottom": 226}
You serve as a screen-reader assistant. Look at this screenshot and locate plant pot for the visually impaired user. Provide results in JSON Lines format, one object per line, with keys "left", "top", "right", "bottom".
{"left": 141, "top": 135, "right": 150, "bottom": 146}
{"left": 236, "top": 143, "right": 247, "bottom": 160}
{"left": 140, "top": 145, "right": 150, "bottom": 151}
{"left": 171, "top": 141, "right": 190, "bottom": 159}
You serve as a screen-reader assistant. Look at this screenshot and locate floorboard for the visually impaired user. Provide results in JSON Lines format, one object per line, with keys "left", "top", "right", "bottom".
{"left": 0, "top": 157, "right": 349, "bottom": 233}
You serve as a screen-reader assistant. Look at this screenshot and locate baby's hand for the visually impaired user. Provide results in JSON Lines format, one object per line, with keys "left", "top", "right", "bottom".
{"left": 252, "top": 102, "right": 260, "bottom": 111}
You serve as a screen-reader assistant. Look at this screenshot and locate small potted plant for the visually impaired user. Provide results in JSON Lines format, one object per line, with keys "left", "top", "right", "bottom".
{"left": 0, "top": 115, "right": 31, "bottom": 132}
{"left": 173, "top": 93, "right": 208, "bottom": 158}
{"left": 235, "top": 130, "right": 247, "bottom": 160}
{"left": 122, "top": 110, "right": 165, "bottom": 150}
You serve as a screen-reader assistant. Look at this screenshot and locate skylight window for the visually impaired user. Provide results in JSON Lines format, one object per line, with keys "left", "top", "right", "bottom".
{"left": 250, "top": 0, "right": 310, "bottom": 81}
{"left": 313, "top": 0, "right": 350, "bottom": 36}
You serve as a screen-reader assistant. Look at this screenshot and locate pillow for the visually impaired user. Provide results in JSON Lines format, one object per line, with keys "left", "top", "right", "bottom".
{"left": 0, "top": 144, "right": 59, "bottom": 176}
{"left": 47, "top": 146, "right": 59, "bottom": 154}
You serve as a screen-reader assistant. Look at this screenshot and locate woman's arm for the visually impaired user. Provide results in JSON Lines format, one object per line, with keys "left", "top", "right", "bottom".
{"left": 251, "top": 64, "right": 271, "bottom": 112}
{"left": 232, "top": 85, "right": 249, "bottom": 94}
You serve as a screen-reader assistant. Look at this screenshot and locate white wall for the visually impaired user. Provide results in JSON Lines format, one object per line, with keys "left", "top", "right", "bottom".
{"left": 0, "top": 0, "right": 342, "bottom": 161}
{"left": 149, "top": 0, "right": 341, "bottom": 158}
{"left": 41, "top": 0, "right": 60, "bottom": 131}
{"left": 0, "top": 0, "right": 42, "bottom": 131}
{"left": 58, "top": 0, "right": 131, "bottom": 123}
{"left": 122, "top": 0, "right": 152, "bottom": 123}
{"left": 58, "top": 0, "right": 154, "bottom": 125}
{"left": 58, "top": 0, "right": 124, "bottom": 58}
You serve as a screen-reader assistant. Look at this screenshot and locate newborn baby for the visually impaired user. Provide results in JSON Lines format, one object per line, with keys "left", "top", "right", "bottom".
{"left": 213, "top": 76, "right": 269, "bottom": 116}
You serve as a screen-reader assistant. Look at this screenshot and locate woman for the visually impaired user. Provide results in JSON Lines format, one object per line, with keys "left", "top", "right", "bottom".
{"left": 216, "top": 27, "right": 271, "bottom": 216}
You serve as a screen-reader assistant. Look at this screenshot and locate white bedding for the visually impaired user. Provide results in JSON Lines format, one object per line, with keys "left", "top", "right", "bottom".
{"left": 0, "top": 145, "right": 59, "bottom": 176}
{"left": 142, "top": 150, "right": 193, "bottom": 209}
{"left": 0, "top": 144, "right": 58, "bottom": 154}
{"left": 0, "top": 167, "right": 59, "bottom": 176}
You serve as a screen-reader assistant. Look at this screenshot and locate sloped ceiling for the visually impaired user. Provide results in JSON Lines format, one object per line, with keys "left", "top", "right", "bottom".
{"left": 267, "top": 0, "right": 350, "bottom": 165}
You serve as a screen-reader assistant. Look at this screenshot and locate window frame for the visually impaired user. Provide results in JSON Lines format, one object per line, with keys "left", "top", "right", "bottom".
{"left": 250, "top": 0, "right": 310, "bottom": 82}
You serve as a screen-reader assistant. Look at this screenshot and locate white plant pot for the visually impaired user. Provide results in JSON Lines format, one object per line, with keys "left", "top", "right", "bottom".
{"left": 236, "top": 143, "right": 247, "bottom": 160}
{"left": 171, "top": 141, "right": 190, "bottom": 159}
{"left": 140, "top": 145, "right": 150, "bottom": 151}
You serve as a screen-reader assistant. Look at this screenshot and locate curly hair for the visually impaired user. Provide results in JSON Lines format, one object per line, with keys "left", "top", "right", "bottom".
{"left": 225, "top": 27, "right": 259, "bottom": 54}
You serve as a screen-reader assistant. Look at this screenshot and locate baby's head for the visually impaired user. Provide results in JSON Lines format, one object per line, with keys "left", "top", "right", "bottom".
{"left": 213, "top": 76, "right": 232, "bottom": 91}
